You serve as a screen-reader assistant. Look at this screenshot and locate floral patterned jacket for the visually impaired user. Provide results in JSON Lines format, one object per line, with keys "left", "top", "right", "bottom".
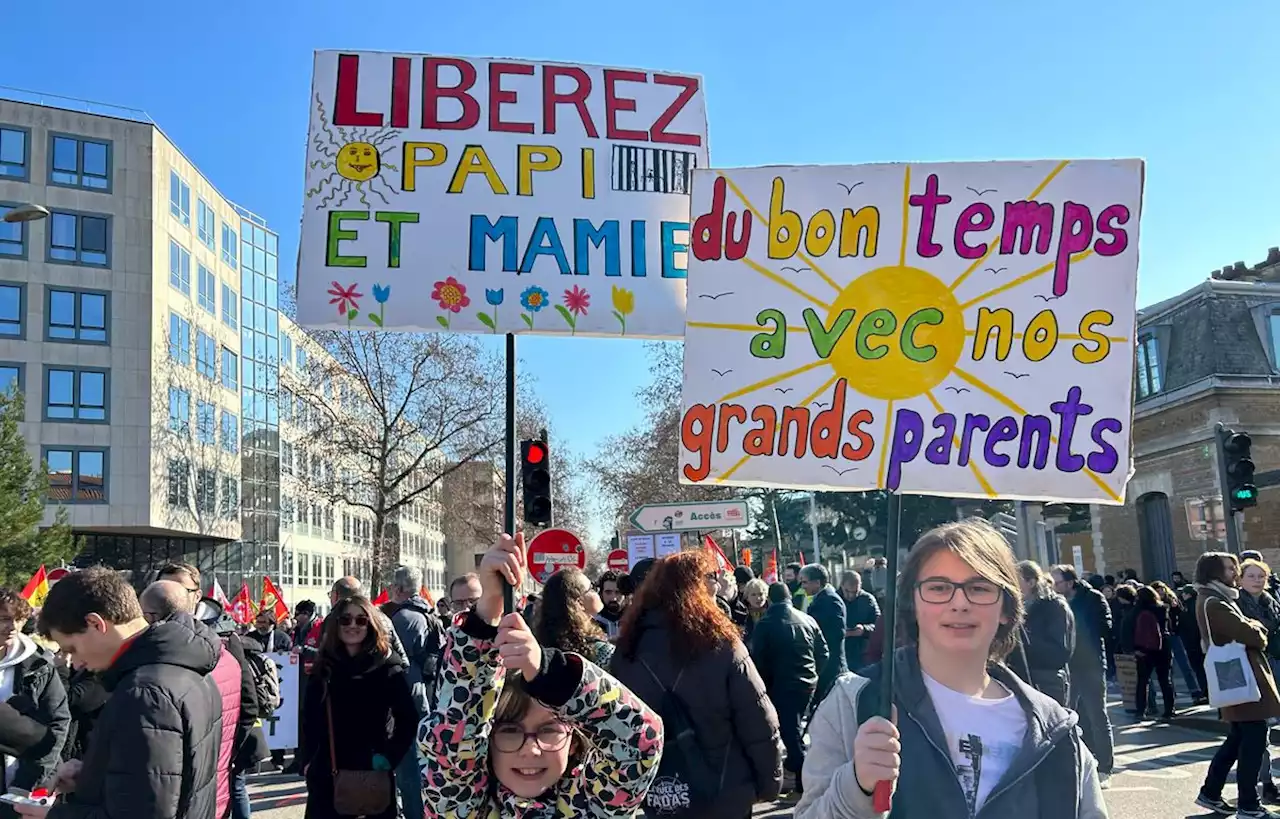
{"left": 418, "top": 613, "right": 664, "bottom": 818}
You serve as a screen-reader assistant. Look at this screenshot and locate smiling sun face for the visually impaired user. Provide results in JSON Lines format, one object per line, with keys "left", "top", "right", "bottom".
{"left": 337, "top": 142, "right": 380, "bottom": 182}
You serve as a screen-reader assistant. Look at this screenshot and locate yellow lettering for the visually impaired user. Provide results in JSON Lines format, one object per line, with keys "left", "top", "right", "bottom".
{"left": 401, "top": 142, "right": 447, "bottom": 192}
{"left": 768, "top": 176, "right": 802, "bottom": 259}
{"left": 971, "top": 307, "right": 1014, "bottom": 361}
{"left": 839, "top": 206, "right": 880, "bottom": 257}
{"left": 581, "top": 148, "right": 595, "bottom": 199}
{"left": 1022, "top": 310, "right": 1059, "bottom": 362}
{"left": 516, "top": 145, "right": 562, "bottom": 197}
{"left": 804, "top": 209, "right": 837, "bottom": 257}
{"left": 446, "top": 146, "right": 508, "bottom": 195}
{"left": 1074, "top": 309, "right": 1115, "bottom": 364}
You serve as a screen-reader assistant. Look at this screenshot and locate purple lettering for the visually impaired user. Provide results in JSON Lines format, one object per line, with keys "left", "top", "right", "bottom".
{"left": 954, "top": 203, "right": 994, "bottom": 259}
{"left": 886, "top": 408, "right": 925, "bottom": 491}
{"left": 1017, "top": 415, "right": 1053, "bottom": 469}
{"left": 926, "top": 414, "right": 957, "bottom": 464}
{"left": 983, "top": 416, "right": 1019, "bottom": 467}
{"left": 908, "top": 173, "right": 951, "bottom": 259}
{"left": 1050, "top": 386, "right": 1092, "bottom": 472}
{"left": 1000, "top": 201, "right": 1055, "bottom": 256}
{"left": 1087, "top": 418, "right": 1123, "bottom": 473}
{"left": 958, "top": 414, "right": 991, "bottom": 467}
{"left": 1054, "top": 202, "right": 1094, "bottom": 297}
{"left": 1093, "top": 204, "right": 1130, "bottom": 257}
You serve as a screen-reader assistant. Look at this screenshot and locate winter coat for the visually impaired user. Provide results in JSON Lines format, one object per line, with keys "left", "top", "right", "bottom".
{"left": 55, "top": 666, "right": 107, "bottom": 762}
{"left": 242, "top": 628, "right": 292, "bottom": 655}
{"left": 303, "top": 610, "right": 408, "bottom": 677}
{"left": 1197, "top": 585, "right": 1280, "bottom": 723}
{"left": 806, "top": 587, "right": 849, "bottom": 698}
{"left": 1238, "top": 589, "right": 1280, "bottom": 661}
{"left": 0, "top": 639, "right": 69, "bottom": 801}
{"left": 610, "top": 608, "right": 782, "bottom": 818}
{"left": 222, "top": 632, "right": 268, "bottom": 772}
{"left": 751, "top": 602, "right": 828, "bottom": 698}
{"left": 301, "top": 650, "right": 417, "bottom": 819}
{"left": 794, "top": 647, "right": 1108, "bottom": 819}
{"left": 382, "top": 596, "right": 446, "bottom": 711}
{"left": 210, "top": 646, "right": 243, "bottom": 819}
{"left": 1012, "top": 594, "right": 1075, "bottom": 705}
{"left": 840, "top": 591, "right": 879, "bottom": 672}
{"left": 1066, "top": 583, "right": 1111, "bottom": 672}
{"left": 420, "top": 613, "right": 664, "bottom": 818}
{"left": 48, "top": 614, "right": 222, "bottom": 819}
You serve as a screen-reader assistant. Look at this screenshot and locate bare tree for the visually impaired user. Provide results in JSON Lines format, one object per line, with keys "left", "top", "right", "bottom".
{"left": 288, "top": 330, "right": 505, "bottom": 590}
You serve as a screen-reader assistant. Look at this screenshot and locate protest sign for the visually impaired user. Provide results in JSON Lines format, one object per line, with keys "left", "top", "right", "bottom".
{"left": 296, "top": 50, "right": 708, "bottom": 338}
{"left": 263, "top": 652, "right": 300, "bottom": 750}
{"left": 678, "top": 159, "right": 1143, "bottom": 503}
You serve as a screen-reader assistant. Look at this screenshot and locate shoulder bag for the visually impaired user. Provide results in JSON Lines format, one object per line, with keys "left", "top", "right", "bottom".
{"left": 326, "top": 681, "right": 393, "bottom": 817}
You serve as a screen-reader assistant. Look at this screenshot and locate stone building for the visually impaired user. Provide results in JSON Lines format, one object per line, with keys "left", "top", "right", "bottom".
{"left": 1095, "top": 248, "right": 1280, "bottom": 578}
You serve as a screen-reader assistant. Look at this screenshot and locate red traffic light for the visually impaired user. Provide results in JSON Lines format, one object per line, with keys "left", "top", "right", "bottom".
{"left": 526, "top": 442, "right": 546, "bottom": 464}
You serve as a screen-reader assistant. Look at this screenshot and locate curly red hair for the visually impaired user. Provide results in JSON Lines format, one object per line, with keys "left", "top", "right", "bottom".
{"left": 615, "top": 550, "right": 740, "bottom": 663}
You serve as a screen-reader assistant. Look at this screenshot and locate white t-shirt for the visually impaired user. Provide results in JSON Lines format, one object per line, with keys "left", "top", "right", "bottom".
{"left": 922, "top": 671, "right": 1028, "bottom": 815}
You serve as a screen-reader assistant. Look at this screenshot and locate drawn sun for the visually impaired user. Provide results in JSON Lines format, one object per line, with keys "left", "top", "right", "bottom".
{"left": 306, "top": 93, "right": 400, "bottom": 209}
{"left": 690, "top": 162, "right": 1131, "bottom": 504}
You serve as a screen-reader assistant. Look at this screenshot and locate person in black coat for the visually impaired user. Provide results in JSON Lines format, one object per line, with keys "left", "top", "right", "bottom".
{"left": 53, "top": 665, "right": 107, "bottom": 764}
{"left": 33, "top": 567, "right": 223, "bottom": 819}
{"left": 300, "top": 596, "right": 416, "bottom": 819}
{"left": 797, "top": 565, "right": 847, "bottom": 704}
{"left": 1011, "top": 561, "right": 1075, "bottom": 705}
{"left": 836, "top": 572, "right": 879, "bottom": 672}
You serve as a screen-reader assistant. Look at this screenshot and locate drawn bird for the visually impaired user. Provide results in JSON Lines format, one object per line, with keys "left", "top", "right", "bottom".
{"left": 1004, "top": 372, "right": 1031, "bottom": 379}
{"left": 823, "top": 465, "right": 858, "bottom": 476}
{"left": 984, "top": 267, "right": 1007, "bottom": 275}
{"left": 711, "top": 368, "right": 733, "bottom": 377}
{"left": 945, "top": 386, "right": 972, "bottom": 394}
{"left": 781, "top": 266, "right": 812, "bottom": 274}
{"left": 1034, "top": 294, "right": 1061, "bottom": 302}
{"left": 775, "top": 387, "right": 794, "bottom": 394}
{"left": 811, "top": 401, "right": 830, "bottom": 409}
{"left": 836, "top": 181, "right": 864, "bottom": 194}
{"left": 966, "top": 186, "right": 997, "bottom": 196}
{"left": 699, "top": 292, "right": 734, "bottom": 300}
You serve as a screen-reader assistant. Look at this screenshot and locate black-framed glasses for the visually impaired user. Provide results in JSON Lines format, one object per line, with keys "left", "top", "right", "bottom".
{"left": 339, "top": 614, "right": 369, "bottom": 627}
{"left": 491, "top": 722, "right": 572, "bottom": 753}
{"left": 915, "top": 578, "right": 1002, "bottom": 606}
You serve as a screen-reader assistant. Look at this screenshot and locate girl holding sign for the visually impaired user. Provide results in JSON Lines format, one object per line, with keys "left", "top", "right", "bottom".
{"left": 794, "top": 519, "right": 1107, "bottom": 819}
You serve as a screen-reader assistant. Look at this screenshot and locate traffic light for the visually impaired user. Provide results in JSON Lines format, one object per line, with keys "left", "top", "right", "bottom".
{"left": 1221, "top": 429, "right": 1259, "bottom": 511}
{"left": 520, "top": 438, "right": 553, "bottom": 526}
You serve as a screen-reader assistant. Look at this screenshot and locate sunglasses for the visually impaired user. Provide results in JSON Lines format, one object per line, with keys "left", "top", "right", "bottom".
{"left": 339, "top": 614, "right": 369, "bottom": 627}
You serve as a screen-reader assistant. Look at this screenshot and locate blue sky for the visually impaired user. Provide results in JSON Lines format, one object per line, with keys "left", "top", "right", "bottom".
{"left": 6, "top": 1, "right": 1277, "bottom": 522}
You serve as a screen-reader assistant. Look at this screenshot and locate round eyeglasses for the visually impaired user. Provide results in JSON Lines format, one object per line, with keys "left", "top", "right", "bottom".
{"left": 915, "top": 579, "right": 1002, "bottom": 606}
{"left": 491, "top": 723, "right": 572, "bottom": 753}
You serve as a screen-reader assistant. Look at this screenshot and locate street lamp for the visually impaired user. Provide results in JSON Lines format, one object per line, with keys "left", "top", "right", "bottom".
{"left": 2, "top": 203, "right": 49, "bottom": 223}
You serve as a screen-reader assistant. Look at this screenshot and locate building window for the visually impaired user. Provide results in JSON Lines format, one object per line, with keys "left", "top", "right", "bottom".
{"left": 48, "top": 212, "right": 109, "bottom": 267}
{"left": 281, "top": 441, "right": 294, "bottom": 475}
{"left": 169, "top": 386, "right": 190, "bottom": 436}
{"left": 45, "top": 448, "right": 107, "bottom": 504}
{"left": 221, "top": 411, "right": 239, "bottom": 453}
{"left": 0, "top": 364, "right": 21, "bottom": 398}
{"left": 46, "top": 288, "right": 108, "bottom": 343}
{"left": 44, "top": 367, "right": 108, "bottom": 422}
{"left": 312, "top": 554, "right": 323, "bottom": 585}
{"left": 221, "top": 284, "right": 238, "bottom": 330}
{"left": 196, "top": 400, "right": 216, "bottom": 444}
{"left": 196, "top": 331, "right": 216, "bottom": 380}
{"left": 196, "top": 468, "right": 218, "bottom": 515}
{"left": 49, "top": 134, "right": 110, "bottom": 191}
{"left": 221, "top": 348, "right": 238, "bottom": 390}
{"left": 0, "top": 206, "right": 26, "bottom": 257}
{"left": 169, "top": 240, "right": 190, "bottom": 295}
{"left": 297, "top": 346, "right": 307, "bottom": 371}
{"left": 168, "top": 312, "right": 191, "bottom": 365}
{"left": 167, "top": 458, "right": 189, "bottom": 507}
{"left": 1136, "top": 333, "right": 1162, "bottom": 399}
{"left": 197, "top": 265, "right": 216, "bottom": 314}
{"left": 221, "top": 222, "right": 238, "bottom": 269}
{"left": 170, "top": 171, "right": 191, "bottom": 226}
{"left": 0, "top": 127, "right": 28, "bottom": 180}
{"left": 220, "top": 475, "right": 239, "bottom": 517}
{"left": 281, "top": 334, "right": 292, "bottom": 369}
{"left": 197, "top": 200, "right": 215, "bottom": 250}
{"left": 0, "top": 283, "right": 23, "bottom": 337}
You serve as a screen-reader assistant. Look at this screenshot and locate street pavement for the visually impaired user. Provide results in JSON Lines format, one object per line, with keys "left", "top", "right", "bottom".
{"left": 245, "top": 702, "right": 1262, "bottom": 819}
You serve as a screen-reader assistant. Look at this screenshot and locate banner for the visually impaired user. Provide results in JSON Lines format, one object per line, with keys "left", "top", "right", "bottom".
{"left": 678, "top": 159, "right": 1143, "bottom": 504}
{"left": 297, "top": 51, "right": 708, "bottom": 338}
{"left": 654, "top": 532, "right": 681, "bottom": 558}
{"left": 263, "top": 652, "right": 301, "bottom": 750}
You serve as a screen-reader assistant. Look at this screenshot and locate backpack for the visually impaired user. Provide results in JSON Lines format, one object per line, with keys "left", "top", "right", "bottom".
{"left": 244, "top": 648, "right": 282, "bottom": 712}
{"left": 638, "top": 661, "right": 719, "bottom": 818}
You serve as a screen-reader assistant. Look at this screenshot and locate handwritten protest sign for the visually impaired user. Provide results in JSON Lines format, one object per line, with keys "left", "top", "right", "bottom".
{"left": 296, "top": 50, "right": 708, "bottom": 338}
{"left": 678, "top": 160, "right": 1143, "bottom": 503}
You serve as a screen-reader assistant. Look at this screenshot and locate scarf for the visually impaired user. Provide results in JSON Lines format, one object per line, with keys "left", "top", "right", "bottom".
{"left": 1195, "top": 581, "right": 1242, "bottom": 652}
{"left": 1197, "top": 580, "right": 1240, "bottom": 601}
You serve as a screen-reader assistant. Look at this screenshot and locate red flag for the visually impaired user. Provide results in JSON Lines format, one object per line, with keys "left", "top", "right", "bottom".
{"left": 704, "top": 535, "right": 732, "bottom": 573}
{"left": 797, "top": 550, "right": 807, "bottom": 567}
{"left": 419, "top": 586, "right": 435, "bottom": 606}
{"left": 20, "top": 566, "right": 49, "bottom": 607}
{"left": 209, "top": 578, "right": 231, "bottom": 608}
{"left": 372, "top": 588, "right": 389, "bottom": 606}
{"left": 228, "top": 584, "right": 257, "bottom": 625}
{"left": 763, "top": 551, "right": 779, "bottom": 584}
{"left": 259, "top": 575, "right": 289, "bottom": 621}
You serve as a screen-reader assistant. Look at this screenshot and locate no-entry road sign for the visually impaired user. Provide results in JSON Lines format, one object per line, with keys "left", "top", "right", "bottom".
{"left": 526, "top": 528, "right": 586, "bottom": 584}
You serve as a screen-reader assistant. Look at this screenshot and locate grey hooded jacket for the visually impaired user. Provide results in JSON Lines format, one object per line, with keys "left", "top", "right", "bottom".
{"left": 794, "top": 647, "right": 1108, "bottom": 819}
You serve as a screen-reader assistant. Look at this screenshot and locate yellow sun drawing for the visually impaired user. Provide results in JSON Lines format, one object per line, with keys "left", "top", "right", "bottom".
{"left": 689, "top": 162, "right": 1131, "bottom": 503}
{"left": 307, "top": 94, "right": 400, "bottom": 209}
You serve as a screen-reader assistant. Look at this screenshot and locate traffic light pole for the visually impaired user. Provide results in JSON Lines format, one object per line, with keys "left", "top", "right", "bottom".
{"left": 1214, "top": 423, "right": 1242, "bottom": 555}
{"left": 503, "top": 333, "right": 517, "bottom": 614}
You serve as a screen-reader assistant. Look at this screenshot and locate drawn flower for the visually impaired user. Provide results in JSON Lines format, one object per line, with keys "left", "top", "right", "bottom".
{"left": 478, "top": 288, "right": 504, "bottom": 332}
{"left": 367, "top": 283, "right": 391, "bottom": 326}
{"left": 555, "top": 285, "right": 591, "bottom": 335}
{"left": 563, "top": 285, "right": 590, "bottom": 316}
{"left": 519, "top": 286, "right": 550, "bottom": 330}
{"left": 611, "top": 286, "right": 635, "bottom": 336}
{"left": 328, "top": 282, "right": 363, "bottom": 326}
{"left": 432, "top": 277, "right": 470, "bottom": 313}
